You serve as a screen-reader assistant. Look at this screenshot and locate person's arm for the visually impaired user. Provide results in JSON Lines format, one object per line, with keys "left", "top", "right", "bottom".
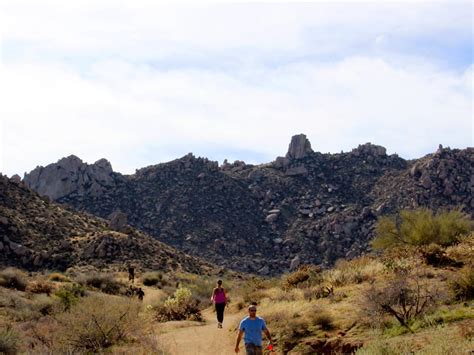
{"left": 235, "top": 329, "right": 244, "bottom": 353}
{"left": 263, "top": 328, "right": 272, "bottom": 345}
{"left": 210, "top": 288, "right": 216, "bottom": 302}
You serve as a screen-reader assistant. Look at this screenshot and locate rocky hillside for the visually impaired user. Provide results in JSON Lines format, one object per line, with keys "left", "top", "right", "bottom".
{"left": 23, "top": 135, "right": 473, "bottom": 274}
{"left": 0, "top": 174, "right": 210, "bottom": 274}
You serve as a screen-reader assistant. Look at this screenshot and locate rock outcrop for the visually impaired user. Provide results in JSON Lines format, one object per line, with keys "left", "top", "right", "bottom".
{"left": 286, "top": 134, "right": 313, "bottom": 160}
{"left": 21, "top": 135, "right": 473, "bottom": 274}
{"left": 23, "top": 156, "right": 120, "bottom": 200}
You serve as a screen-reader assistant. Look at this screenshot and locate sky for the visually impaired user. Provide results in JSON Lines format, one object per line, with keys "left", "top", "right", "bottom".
{"left": 0, "top": 1, "right": 472, "bottom": 177}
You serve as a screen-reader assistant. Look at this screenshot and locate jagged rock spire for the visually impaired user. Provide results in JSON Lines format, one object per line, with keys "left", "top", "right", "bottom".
{"left": 286, "top": 134, "right": 313, "bottom": 160}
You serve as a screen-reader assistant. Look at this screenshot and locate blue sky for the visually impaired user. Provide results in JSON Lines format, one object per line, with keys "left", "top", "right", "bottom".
{"left": 1, "top": 1, "right": 472, "bottom": 176}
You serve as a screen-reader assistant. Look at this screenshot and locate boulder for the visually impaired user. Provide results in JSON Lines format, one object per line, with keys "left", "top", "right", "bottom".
{"left": 286, "top": 134, "right": 313, "bottom": 160}
{"left": 109, "top": 211, "right": 128, "bottom": 232}
{"left": 265, "top": 213, "right": 279, "bottom": 223}
{"left": 273, "top": 156, "right": 290, "bottom": 169}
{"left": 290, "top": 255, "right": 301, "bottom": 270}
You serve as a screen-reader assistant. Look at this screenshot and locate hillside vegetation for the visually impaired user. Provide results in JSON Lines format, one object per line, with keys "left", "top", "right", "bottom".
{"left": 0, "top": 209, "right": 472, "bottom": 354}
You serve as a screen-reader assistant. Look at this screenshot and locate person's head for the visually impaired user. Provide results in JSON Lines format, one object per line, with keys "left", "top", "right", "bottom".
{"left": 217, "top": 279, "right": 222, "bottom": 286}
{"left": 248, "top": 304, "right": 257, "bottom": 317}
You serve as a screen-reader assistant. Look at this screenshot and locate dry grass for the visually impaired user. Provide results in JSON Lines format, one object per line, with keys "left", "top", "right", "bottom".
{"left": 48, "top": 272, "right": 71, "bottom": 283}
{"left": 322, "top": 257, "right": 385, "bottom": 287}
{"left": 54, "top": 294, "right": 143, "bottom": 352}
{"left": 0, "top": 268, "right": 28, "bottom": 291}
{"left": 0, "top": 325, "right": 20, "bottom": 355}
{"left": 356, "top": 320, "right": 474, "bottom": 354}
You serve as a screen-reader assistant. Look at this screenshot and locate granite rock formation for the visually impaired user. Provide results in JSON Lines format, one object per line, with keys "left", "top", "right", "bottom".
{"left": 23, "top": 135, "right": 473, "bottom": 274}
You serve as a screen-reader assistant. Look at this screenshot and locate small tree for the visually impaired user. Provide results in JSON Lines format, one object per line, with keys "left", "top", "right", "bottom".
{"left": 363, "top": 270, "right": 438, "bottom": 332}
{"left": 372, "top": 208, "right": 472, "bottom": 249}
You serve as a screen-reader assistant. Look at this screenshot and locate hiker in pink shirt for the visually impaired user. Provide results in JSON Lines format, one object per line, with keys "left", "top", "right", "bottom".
{"left": 211, "top": 279, "right": 227, "bottom": 328}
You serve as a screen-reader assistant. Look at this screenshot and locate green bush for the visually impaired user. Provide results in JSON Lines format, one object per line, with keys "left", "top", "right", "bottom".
{"left": 0, "top": 325, "right": 20, "bottom": 355}
{"left": 372, "top": 208, "right": 472, "bottom": 249}
{"left": 142, "top": 272, "right": 163, "bottom": 287}
{"left": 76, "top": 273, "right": 126, "bottom": 295}
{"left": 55, "top": 283, "right": 86, "bottom": 311}
{"left": 155, "top": 287, "right": 202, "bottom": 322}
{"left": 0, "top": 268, "right": 27, "bottom": 291}
{"left": 450, "top": 266, "right": 474, "bottom": 301}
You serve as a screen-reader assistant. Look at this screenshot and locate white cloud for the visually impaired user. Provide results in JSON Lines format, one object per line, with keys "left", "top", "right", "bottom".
{"left": 1, "top": 1, "right": 472, "bottom": 176}
{"left": 1, "top": 55, "right": 471, "bottom": 176}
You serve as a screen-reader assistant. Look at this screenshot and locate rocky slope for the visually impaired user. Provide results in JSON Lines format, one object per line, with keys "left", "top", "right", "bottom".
{"left": 23, "top": 135, "right": 473, "bottom": 274}
{"left": 0, "top": 174, "right": 210, "bottom": 274}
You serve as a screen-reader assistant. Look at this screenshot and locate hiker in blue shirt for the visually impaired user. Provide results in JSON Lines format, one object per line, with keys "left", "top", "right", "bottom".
{"left": 235, "top": 304, "right": 273, "bottom": 355}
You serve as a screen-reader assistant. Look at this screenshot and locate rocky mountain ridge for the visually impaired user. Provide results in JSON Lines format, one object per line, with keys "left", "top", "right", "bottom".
{"left": 22, "top": 135, "right": 473, "bottom": 274}
{"left": 0, "top": 174, "right": 210, "bottom": 274}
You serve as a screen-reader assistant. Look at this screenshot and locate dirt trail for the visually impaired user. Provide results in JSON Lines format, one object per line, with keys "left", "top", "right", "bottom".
{"left": 156, "top": 308, "right": 242, "bottom": 355}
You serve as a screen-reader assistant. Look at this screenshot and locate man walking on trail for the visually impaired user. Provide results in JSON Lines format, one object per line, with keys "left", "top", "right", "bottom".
{"left": 235, "top": 304, "right": 273, "bottom": 355}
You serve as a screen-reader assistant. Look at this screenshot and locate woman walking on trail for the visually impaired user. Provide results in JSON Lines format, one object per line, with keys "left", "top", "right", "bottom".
{"left": 211, "top": 279, "right": 227, "bottom": 328}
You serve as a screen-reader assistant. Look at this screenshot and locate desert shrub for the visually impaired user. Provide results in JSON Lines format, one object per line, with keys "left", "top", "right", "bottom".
{"left": 356, "top": 338, "right": 412, "bottom": 355}
{"left": 282, "top": 268, "right": 310, "bottom": 289}
{"left": 326, "top": 257, "right": 385, "bottom": 286}
{"left": 77, "top": 272, "right": 126, "bottom": 295}
{"left": 420, "top": 244, "right": 463, "bottom": 267}
{"left": 449, "top": 266, "right": 474, "bottom": 301}
{"left": 303, "top": 285, "right": 334, "bottom": 301}
{"left": 309, "top": 311, "right": 335, "bottom": 331}
{"left": 155, "top": 287, "right": 202, "bottom": 322}
{"left": 0, "top": 325, "right": 20, "bottom": 355}
{"left": 54, "top": 283, "right": 86, "bottom": 311}
{"left": 379, "top": 247, "right": 422, "bottom": 274}
{"left": 446, "top": 233, "right": 474, "bottom": 264}
{"left": 26, "top": 280, "right": 54, "bottom": 295}
{"left": 32, "top": 295, "right": 56, "bottom": 316}
{"left": 277, "top": 316, "right": 310, "bottom": 353}
{"left": 48, "top": 273, "right": 71, "bottom": 283}
{"left": 372, "top": 208, "right": 472, "bottom": 249}
{"left": 241, "top": 278, "right": 269, "bottom": 304}
{"left": 0, "top": 268, "right": 27, "bottom": 291}
{"left": 363, "top": 271, "right": 438, "bottom": 332}
{"left": 282, "top": 265, "right": 323, "bottom": 290}
{"left": 55, "top": 295, "right": 142, "bottom": 352}
{"left": 4, "top": 293, "right": 55, "bottom": 321}
{"left": 142, "top": 272, "right": 163, "bottom": 287}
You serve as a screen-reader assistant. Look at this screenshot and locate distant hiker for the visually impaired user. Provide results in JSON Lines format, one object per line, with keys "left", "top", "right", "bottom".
{"left": 136, "top": 287, "right": 145, "bottom": 301}
{"left": 211, "top": 279, "right": 227, "bottom": 328}
{"left": 235, "top": 304, "right": 272, "bottom": 355}
{"left": 128, "top": 266, "right": 135, "bottom": 283}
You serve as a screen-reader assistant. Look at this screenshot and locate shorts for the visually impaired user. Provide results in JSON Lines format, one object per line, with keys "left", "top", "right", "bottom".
{"left": 245, "top": 343, "right": 263, "bottom": 355}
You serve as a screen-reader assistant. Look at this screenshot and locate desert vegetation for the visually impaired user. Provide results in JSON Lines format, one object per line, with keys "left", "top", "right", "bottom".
{"left": 0, "top": 208, "right": 472, "bottom": 354}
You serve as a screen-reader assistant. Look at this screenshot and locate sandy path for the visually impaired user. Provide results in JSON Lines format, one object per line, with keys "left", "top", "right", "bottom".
{"left": 156, "top": 307, "right": 241, "bottom": 355}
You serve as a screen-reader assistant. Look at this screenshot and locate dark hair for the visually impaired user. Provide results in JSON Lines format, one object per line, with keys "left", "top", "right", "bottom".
{"left": 217, "top": 279, "right": 223, "bottom": 285}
